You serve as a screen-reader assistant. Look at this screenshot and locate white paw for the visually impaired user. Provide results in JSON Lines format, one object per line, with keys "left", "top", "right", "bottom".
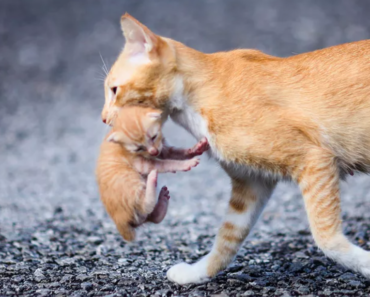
{"left": 167, "top": 262, "right": 209, "bottom": 285}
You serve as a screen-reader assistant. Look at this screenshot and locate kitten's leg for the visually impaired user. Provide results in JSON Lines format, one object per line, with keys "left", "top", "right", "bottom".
{"left": 161, "top": 137, "right": 209, "bottom": 160}
{"left": 146, "top": 186, "right": 170, "bottom": 223}
{"left": 137, "top": 170, "right": 170, "bottom": 224}
{"left": 134, "top": 158, "right": 200, "bottom": 175}
{"left": 167, "top": 177, "right": 276, "bottom": 285}
{"left": 296, "top": 148, "right": 370, "bottom": 278}
{"left": 138, "top": 170, "right": 158, "bottom": 214}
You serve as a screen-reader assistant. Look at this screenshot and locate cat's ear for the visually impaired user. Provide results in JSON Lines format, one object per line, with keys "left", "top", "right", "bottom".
{"left": 121, "top": 13, "right": 159, "bottom": 58}
{"left": 147, "top": 111, "right": 162, "bottom": 120}
{"left": 107, "top": 131, "right": 126, "bottom": 144}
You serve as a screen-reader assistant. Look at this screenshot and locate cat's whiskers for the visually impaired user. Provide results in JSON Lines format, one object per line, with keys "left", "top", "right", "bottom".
{"left": 99, "top": 52, "right": 109, "bottom": 77}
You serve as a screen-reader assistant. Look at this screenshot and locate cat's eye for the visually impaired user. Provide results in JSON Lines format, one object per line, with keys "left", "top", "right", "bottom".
{"left": 111, "top": 87, "right": 117, "bottom": 95}
{"left": 135, "top": 146, "right": 146, "bottom": 152}
{"left": 151, "top": 134, "right": 157, "bottom": 141}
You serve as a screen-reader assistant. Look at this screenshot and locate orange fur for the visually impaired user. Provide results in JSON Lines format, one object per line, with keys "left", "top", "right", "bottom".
{"left": 97, "top": 106, "right": 205, "bottom": 241}
{"left": 96, "top": 107, "right": 165, "bottom": 241}
{"left": 101, "top": 13, "right": 370, "bottom": 283}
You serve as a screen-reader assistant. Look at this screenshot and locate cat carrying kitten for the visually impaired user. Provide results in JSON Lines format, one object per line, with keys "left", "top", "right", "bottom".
{"left": 96, "top": 106, "right": 209, "bottom": 241}
{"left": 101, "top": 14, "right": 370, "bottom": 284}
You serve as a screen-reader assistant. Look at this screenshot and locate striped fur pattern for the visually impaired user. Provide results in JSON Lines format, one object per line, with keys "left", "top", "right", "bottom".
{"left": 101, "top": 13, "right": 370, "bottom": 284}
{"left": 96, "top": 107, "right": 205, "bottom": 241}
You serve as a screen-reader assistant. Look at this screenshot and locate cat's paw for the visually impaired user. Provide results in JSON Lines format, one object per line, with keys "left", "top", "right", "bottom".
{"left": 167, "top": 262, "right": 209, "bottom": 285}
{"left": 188, "top": 137, "right": 209, "bottom": 157}
{"left": 181, "top": 158, "right": 200, "bottom": 172}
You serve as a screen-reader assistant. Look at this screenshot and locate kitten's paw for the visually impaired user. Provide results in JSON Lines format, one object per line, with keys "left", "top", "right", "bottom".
{"left": 159, "top": 186, "right": 170, "bottom": 200}
{"left": 181, "top": 158, "right": 200, "bottom": 172}
{"left": 147, "top": 170, "right": 158, "bottom": 187}
{"left": 146, "top": 186, "right": 170, "bottom": 224}
{"left": 188, "top": 137, "right": 210, "bottom": 157}
{"left": 167, "top": 262, "right": 209, "bottom": 285}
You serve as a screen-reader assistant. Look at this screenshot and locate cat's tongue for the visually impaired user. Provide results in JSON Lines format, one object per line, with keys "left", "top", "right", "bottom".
{"left": 146, "top": 195, "right": 169, "bottom": 224}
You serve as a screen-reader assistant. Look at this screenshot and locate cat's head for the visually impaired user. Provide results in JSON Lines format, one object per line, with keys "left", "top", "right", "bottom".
{"left": 107, "top": 106, "right": 164, "bottom": 158}
{"left": 102, "top": 13, "right": 176, "bottom": 125}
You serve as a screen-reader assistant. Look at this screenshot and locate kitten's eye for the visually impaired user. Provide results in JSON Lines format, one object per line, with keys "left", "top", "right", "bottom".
{"left": 135, "top": 146, "right": 146, "bottom": 152}
{"left": 151, "top": 134, "right": 157, "bottom": 141}
{"left": 111, "top": 87, "right": 117, "bottom": 95}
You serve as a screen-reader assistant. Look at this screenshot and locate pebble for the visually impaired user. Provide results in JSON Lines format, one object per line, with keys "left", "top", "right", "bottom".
{"left": 81, "top": 282, "right": 94, "bottom": 291}
{"left": 87, "top": 236, "right": 104, "bottom": 245}
{"left": 34, "top": 268, "right": 45, "bottom": 281}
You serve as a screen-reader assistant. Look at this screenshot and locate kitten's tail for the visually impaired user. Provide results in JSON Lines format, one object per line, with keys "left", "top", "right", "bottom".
{"left": 113, "top": 214, "right": 136, "bottom": 242}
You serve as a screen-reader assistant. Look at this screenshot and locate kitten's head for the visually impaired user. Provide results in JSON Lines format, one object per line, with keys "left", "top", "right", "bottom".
{"left": 102, "top": 13, "right": 176, "bottom": 125}
{"left": 107, "top": 106, "right": 164, "bottom": 157}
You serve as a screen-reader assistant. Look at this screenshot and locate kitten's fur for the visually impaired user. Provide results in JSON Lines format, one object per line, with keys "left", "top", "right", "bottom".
{"left": 96, "top": 106, "right": 208, "bottom": 241}
{"left": 101, "top": 13, "right": 370, "bottom": 284}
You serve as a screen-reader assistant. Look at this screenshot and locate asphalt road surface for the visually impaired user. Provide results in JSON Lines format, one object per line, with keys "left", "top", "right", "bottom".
{"left": 1, "top": 1, "right": 370, "bottom": 296}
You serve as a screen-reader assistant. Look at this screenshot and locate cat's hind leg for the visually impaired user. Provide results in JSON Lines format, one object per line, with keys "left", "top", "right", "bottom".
{"left": 167, "top": 177, "right": 276, "bottom": 285}
{"left": 296, "top": 148, "right": 370, "bottom": 277}
{"left": 139, "top": 170, "right": 170, "bottom": 224}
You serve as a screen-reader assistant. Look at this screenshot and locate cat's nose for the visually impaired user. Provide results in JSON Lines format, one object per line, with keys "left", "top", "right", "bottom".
{"left": 102, "top": 118, "right": 107, "bottom": 124}
{"left": 148, "top": 148, "right": 159, "bottom": 156}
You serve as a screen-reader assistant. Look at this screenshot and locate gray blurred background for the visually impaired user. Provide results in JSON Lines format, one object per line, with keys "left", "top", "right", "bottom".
{"left": 1, "top": 0, "right": 370, "bottom": 238}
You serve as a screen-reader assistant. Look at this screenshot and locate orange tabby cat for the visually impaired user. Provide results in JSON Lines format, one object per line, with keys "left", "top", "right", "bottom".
{"left": 96, "top": 106, "right": 209, "bottom": 241}
{"left": 101, "top": 13, "right": 370, "bottom": 284}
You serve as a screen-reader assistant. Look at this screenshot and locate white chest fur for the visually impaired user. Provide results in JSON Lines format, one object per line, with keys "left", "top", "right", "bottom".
{"left": 169, "top": 75, "right": 215, "bottom": 152}
{"left": 170, "top": 106, "right": 208, "bottom": 142}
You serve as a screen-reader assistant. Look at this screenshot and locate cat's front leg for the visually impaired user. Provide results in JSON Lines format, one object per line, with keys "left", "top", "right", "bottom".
{"left": 167, "top": 176, "right": 276, "bottom": 285}
{"left": 161, "top": 137, "right": 209, "bottom": 160}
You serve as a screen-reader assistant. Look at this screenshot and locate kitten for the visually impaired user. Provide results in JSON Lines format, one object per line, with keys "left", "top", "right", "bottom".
{"left": 96, "top": 106, "right": 209, "bottom": 241}
{"left": 101, "top": 14, "right": 370, "bottom": 284}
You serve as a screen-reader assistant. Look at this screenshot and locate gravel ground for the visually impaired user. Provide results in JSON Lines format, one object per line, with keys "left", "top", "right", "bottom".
{"left": 1, "top": 1, "right": 370, "bottom": 296}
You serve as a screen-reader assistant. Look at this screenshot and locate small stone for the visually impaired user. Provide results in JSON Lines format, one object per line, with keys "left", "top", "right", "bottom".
{"left": 60, "top": 274, "right": 73, "bottom": 283}
{"left": 87, "top": 236, "right": 104, "bottom": 245}
{"left": 339, "top": 272, "right": 357, "bottom": 281}
{"left": 101, "top": 284, "right": 115, "bottom": 291}
{"left": 76, "top": 274, "right": 90, "bottom": 281}
{"left": 56, "top": 257, "right": 76, "bottom": 266}
{"left": 117, "top": 258, "right": 131, "bottom": 266}
{"left": 12, "top": 276, "right": 23, "bottom": 283}
{"left": 234, "top": 274, "right": 253, "bottom": 282}
{"left": 34, "top": 268, "right": 45, "bottom": 281}
{"left": 36, "top": 289, "right": 51, "bottom": 296}
{"left": 45, "top": 282, "right": 60, "bottom": 288}
{"left": 288, "top": 262, "right": 304, "bottom": 273}
{"left": 348, "top": 280, "right": 364, "bottom": 288}
{"left": 296, "top": 285, "right": 310, "bottom": 295}
{"left": 228, "top": 263, "right": 244, "bottom": 273}
{"left": 242, "top": 291, "right": 256, "bottom": 296}
{"left": 81, "top": 282, "right": 93, "bottom": 291}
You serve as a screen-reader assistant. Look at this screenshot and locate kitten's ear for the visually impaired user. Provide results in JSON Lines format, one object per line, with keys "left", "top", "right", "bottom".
{"left": 107, "top": 132, "right": 126, "bottom": 144}
{"left": 147, "top": 111, "right": 162, "bottom": 120}
{"left": 121, "top": 13, "right": 159, "bottom": 57}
